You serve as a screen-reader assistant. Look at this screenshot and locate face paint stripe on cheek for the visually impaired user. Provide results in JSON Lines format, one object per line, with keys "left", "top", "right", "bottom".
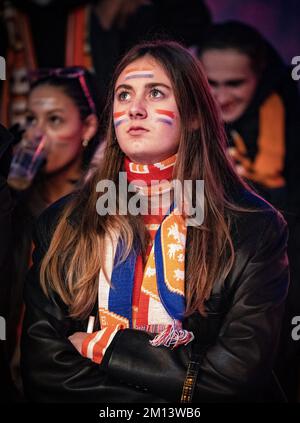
{"left": 113, "top": 111, "right": 129, "bottom": 127}
{"left": 156, "top": 118, "right": 173, "bottom": 126}
{"left": 155, "top": 109, "right": 175, "bottom": 126}
{"left": 114, "top": 111, "right": 126, "bottom": 118}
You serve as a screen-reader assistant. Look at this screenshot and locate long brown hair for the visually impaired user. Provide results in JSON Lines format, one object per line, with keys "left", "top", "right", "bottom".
{"left": 40, "top": 40, "right": 253, "bottom": 319}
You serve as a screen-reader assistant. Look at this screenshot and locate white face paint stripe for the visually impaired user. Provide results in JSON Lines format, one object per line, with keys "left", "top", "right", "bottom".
{"left": 114, "top": 116, "right": 129, "bottom": 127}
{"left": 124, "top": 71, "right": 154, "bottom": 80}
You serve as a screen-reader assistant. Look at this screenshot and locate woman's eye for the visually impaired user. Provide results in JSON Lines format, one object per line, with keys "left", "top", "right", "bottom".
{"left": 25, "top": 115, "right": 36, "bottom": 126}
{"left": 49, "top": 115, "right": 63, "bottom": 125}
{"left": 149, "top": 88, "right": 164, "bottom": 99}
{"left": 118, "top": 91, "right": 131, "bottom": 102}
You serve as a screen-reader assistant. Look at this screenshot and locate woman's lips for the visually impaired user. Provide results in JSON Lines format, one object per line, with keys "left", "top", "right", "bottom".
{"left": 127, "top": 127, "right": 149, "bottom": 136}
{"left": 221, "top": 102, "right": 237, "bottom": 114}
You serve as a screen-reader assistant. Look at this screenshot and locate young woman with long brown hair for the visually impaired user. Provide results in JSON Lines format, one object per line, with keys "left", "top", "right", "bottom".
{"left": 21, "top": 41, "right": 289, "bottom": 403}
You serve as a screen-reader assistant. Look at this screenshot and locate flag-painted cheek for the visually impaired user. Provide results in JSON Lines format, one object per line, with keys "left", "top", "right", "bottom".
{"left": 155, "top": 109, "right": 176, "bottom": 126}
{"left": 124, "top": 68, "right": 154, "bottom": 80}
{"left": 113, "top": 111, "right": 129, "bottom": 128}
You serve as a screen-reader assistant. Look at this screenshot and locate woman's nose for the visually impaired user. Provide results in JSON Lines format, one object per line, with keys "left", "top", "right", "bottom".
{"left": 129, "top": 98, "right": 147, "bottom": 119}
{"left": 25, "top": 125, "right": 46, "bottom": 146}
{"left": 214, "top": 87, "right": 231, "bottom": 106}
{"left": 28, "top": 129, "right": 43, "bottom": 142}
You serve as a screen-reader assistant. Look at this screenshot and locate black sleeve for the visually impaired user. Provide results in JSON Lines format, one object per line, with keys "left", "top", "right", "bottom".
{"left": 21, "top": 216, "right": 105, "bottom": 402}
{"left": 21, "top": 209, "right": 159, "bottom": 402}
{"left": 21, "top": 203, "right": 289, "bottom": 403}
{"left": 104, "top": 212, "right": 289, "bottom": 402}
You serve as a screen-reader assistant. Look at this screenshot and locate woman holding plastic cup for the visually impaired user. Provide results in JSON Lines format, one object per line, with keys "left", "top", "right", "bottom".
{"left": 7, "top": 67, "right": 101, "bottom": 396}
{"left": 8, "top": 66, "right": 101, "bottom": 211}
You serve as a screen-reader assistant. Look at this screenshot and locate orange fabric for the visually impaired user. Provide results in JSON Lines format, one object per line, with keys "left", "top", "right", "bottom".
{"left": 92, "top": 327, "right": 117, "bottom": 364}
{"left": 1, "top": 4, "right": 93, "bottom": 126}
{"left": 254, "top": 92, "right": 286, "bottom": 187}
{"left": 82, "top": 325, "right": 123, "bottom": 364}
{"left": 81, "top": 331, "right": 97, "bottom": 357}
{"left": 65, "top": 6, "right": 92, "bottom": 70}
{"left": 1, "top": 6, "right": 37, "bottom": 126}
{"left": 98, "top": 308, "right": 129, "bottom": 328}
{"left": 230, "top": 93, "right": 286, "bottom": 189}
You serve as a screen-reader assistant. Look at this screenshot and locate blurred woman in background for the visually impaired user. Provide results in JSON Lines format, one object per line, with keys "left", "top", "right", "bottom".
{"left": 199, "top": 22, "right": 300, "bottom": 401}
{"left": 7, "top": 66, "right": 102, "bottom": 397}
{"left": 199, "top": 21, "right": 300, "bottom": 212}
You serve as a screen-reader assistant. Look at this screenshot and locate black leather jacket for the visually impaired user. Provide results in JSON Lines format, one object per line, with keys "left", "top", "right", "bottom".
{"left": 21, "top": 189, "right": 289, "bottom": 403}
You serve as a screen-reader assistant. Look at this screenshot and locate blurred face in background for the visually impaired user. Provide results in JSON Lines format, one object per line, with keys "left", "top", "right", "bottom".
{"left": 25, "top": 85, "right": 87, "bottom": 174}
{"left": 201, "top": 48, "right": 258, "bottom": 123}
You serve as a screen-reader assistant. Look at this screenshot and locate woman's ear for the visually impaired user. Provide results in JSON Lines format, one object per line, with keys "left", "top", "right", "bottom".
{"left": 82, "top": 114, "right": 99, "bottom": 143}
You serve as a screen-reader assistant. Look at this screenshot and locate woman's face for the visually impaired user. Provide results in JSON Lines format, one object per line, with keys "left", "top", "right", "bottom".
{"left": 201, "top": 49, "right": 258, "bottom": 123}
{"left": 25, "top": 85, "right": 86, "bottom": 174}
{"left": 113, "top": 55, "right": 181, "bottom": 164}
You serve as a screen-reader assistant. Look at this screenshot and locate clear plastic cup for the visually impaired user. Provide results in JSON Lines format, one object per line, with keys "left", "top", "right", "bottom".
{"left": 7, "top": 135, "right": 47, "bottom": 190}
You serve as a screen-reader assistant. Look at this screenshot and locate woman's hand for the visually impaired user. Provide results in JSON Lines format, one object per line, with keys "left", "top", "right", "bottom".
{"left": 68, "top": 332, "right": 89, "bottom": 355}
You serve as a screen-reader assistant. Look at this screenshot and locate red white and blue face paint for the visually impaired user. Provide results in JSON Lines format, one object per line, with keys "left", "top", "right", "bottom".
{"left": 113, "top": 111, "right": 129, "bottom": 128}
{"left": 124, "top": 68, "right": 154, "bottom": 81}
{"left": 155, "top": 109, "right": 175, "bottom": 126}
{"left": 113, "top": 56, "right": 181, "bottom": 164}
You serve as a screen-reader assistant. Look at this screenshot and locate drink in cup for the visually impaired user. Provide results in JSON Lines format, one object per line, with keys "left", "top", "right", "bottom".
{"left": 7, "top": 135, "right": 47, "bottom": 190}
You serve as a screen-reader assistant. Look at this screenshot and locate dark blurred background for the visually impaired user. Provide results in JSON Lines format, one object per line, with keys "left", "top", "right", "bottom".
{"left": 206, "top": 0, "right": 300, "bottom": 65}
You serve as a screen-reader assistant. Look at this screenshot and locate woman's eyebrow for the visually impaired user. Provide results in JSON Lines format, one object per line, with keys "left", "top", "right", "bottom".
{"left": 145, "top": 82, "right": 171, "bottom": 90}
{"left": 26, "top": 107, "right": 65, "bottom": 114}
{"left": 115, "top": 82, "right": 171, "bottom": 92}
{"left": 46, "top": 108, "right": 65, "bottom": 114}
{"left": 25, "top": 108, "right": 65, "bottom": 116}
{"left": 115, "top": 83, "right": 132, "bottom": 92}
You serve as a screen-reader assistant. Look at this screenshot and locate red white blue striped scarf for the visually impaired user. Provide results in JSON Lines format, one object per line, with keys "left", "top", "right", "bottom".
{"left": 82, "top": 155, "right": 194, "bottom": 363}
